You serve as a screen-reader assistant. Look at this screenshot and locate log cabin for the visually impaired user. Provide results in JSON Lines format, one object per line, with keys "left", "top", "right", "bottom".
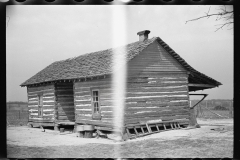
{"left": 21, "top": 30, "right": 221, "bottom": 138}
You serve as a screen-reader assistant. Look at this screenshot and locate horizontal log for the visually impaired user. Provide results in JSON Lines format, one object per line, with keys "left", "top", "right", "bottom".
{"left": 126, "top": 106, "right": 188, "bottom": 112}
{"left": 125, "top": 96, "right": 188, "bottom": 102}
{"left": 75, "top": 115, "right": 92, "bottom": 120}
{"left": 125, "top": 110, "right": 189, "bottom": 118}
{"left": 126, "top": 101, "right": 189, "bottom": 107}
{"left": 29, "top": 110, "right": 38, "bottom": 113}
{"left": 43, "top": 93, "right": 55, "bottom": 97}
{"left": 29, "top": 118, "right": 54, "bottom": 122}
{"left": 94, "top": 126, "right": 114, "bottom": 131}
{"left": 138, "top": 72, "right": 187, "bottom": 77}
{"left": 124, "top": 115, "right": 189, "bottom": 124}
{"left": 100, "top": 100, "right": 114, "bottom": 106}
{"left": 188, "top": 83, "right": 216, "bottom": 88}
{"left": 75, "top": 119, "right": 113, "bottom": 127}
{"left": 28, "top": 122, "right": 55, "bottom": 127}
{"left": 127, "top": 78, "right": 188, "bottom": 84}
{"left": 57, "top": 110, "right": 75, "bottom": 114}
{"left": 75, "top": 106, "right": 91, "bottom": 111}
{"left": 74, "top": 79, "right": 111, "bottom": 88}
{"left": 101, "top": 114, "right": 114, "bottom": 119}
{"left": 74, "top": 100, "right": 91, "bottom": 104}
{"left": 42, "top": 105, "right": 55, "bottom": 109}
{"left": 127, "top": 86, "right": 188, "bottom": 92}
{"left": 42, "top": 97, "right": 55, "bottom": 101}
{"left": 55, "top": 86, "right": 73, "bottom": 90}
{"left": 27, "top": 84, "right": 54, "bottom": 92}
{"left": 55, "top": 90, "right": 74, "bottom": 95}
{"left": 27, "top": 94, "right": 38, "bottom": 98}
{"left": 100, "top": 106, "right": 114, "bottom": 111}
{"left": 55, "top": 119, "right": 74, "bottom": 123}
{"left": 55, "top": 88, "right": 73, "bottom": 92}
{"left": 56, "top": 98, "right": 74, "bottom": 103}
{"left": 58, "top": 112, "right": 75, "bottom": 116}
{"left": 75, "top": 96, "right": 91, "bottom": 101}
{"left": 127, "top": 82, "right": 187, "bottom": 88}
{"left": 146, "top": 77, "right": 187, "bottom": 80}
{"left": 56, "top": 107, "right": 74, "bottom": 112}
{"left": 74, "top": 91, "right": 91, "bottom": 96}
{"left": 29, "top": 113, "right": 54, "bottom": 118}
{"left": 42, "top": 110, "right": 55, "bottom": 114}
{"left": 43, "top": 102, "right": 55, "bottom": 105}
{"left": 142, "top": 68, "right": 183, "bottom": 72}
{"left": 28, "top": 97, "right": 38, "bottom": 101}
{"left": 58, "top": 115, "right": 75, "bottom": 120}
{"left": 74, "top": 87, "right": 90, "bottom": 92}
{"left": 28, "top": 90, "right": 55, "bottom": 95}
{"left": 57, "top": 106, "right": 74, "bottom": 110}
{"left": 75, "top": 110, "right": 92, "bottom": 115}
{"left": 55, "top": 94, "right": 73, "bottom": 98}
{"left": 57, "top": 102, "right": 74, "bottom": 106}
{"left": 99, "top": 91, "right": 188, "bottom": 99}
{"left": 101, "top": 111, "right": 114, "bottom": 116}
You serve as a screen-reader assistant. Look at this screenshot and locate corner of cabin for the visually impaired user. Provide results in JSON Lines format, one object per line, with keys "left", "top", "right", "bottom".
{"left": 27, "top": 84, "right": 56, "bottom": 127}
{"left": 125, "top": 40, "right": 190, "bottom": 128}
{"left": 27, "top": 82, "right": 75, "bottom": 128}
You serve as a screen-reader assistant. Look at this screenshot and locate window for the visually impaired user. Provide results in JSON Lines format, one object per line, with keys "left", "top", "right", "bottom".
{"left": 91, "top": 89, "right": 101, "bottom": 120}
{"left": 93, "top": 90, "right": 99, "bottom": 113}
{"left": 38, "top": 94, "right": 43, "bottom": 117}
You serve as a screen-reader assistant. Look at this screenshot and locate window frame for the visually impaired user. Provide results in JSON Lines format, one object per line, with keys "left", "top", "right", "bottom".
{"left": 37, "top": 93, "right": 43, "bottom": 118}
{"left": 90, "top": 88, "right": 101, "bottom": 120}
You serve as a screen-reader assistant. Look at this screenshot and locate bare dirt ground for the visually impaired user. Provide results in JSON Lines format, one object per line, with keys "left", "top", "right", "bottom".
{"left": 7, "top": 118, "right": 233, "bottom": 158}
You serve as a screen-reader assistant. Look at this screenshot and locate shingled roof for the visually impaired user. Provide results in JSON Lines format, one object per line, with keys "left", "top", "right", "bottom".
{"left": 20, "top": 36, "right": 221, "bottom": 89}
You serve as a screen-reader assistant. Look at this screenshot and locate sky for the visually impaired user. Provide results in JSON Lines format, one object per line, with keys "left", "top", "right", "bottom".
{"left": 6, "top": 5, "right": 233, "bottom": 102}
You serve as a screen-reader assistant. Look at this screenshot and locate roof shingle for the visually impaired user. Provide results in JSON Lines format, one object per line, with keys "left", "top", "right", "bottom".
{"left": 21, "top": 37, "right": 221, "bottom": 87}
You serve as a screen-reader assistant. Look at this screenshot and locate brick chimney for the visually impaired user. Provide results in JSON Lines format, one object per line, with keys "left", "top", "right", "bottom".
{"left": 137, "top": 30, "right": 150, "bottom": 42}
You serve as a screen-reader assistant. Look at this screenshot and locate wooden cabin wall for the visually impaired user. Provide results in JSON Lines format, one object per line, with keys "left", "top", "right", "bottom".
{"left": 125, "top": 73, "right": 189, "bottom": 125}
{"left": 55, "top": 82, "right": 74, "bottom": 123}
{"left": 74, "top": 78, "right": 114, "bottom": 127}
{"left": 27, "top": 84, "right": 55, "bottom": 124}
{"left": 124, "top": 41, "right": 190, "bottom": 125}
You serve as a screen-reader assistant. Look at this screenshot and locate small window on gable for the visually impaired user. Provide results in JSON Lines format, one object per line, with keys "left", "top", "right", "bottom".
{"left": 91, "top": 89, "right": 101, "bottom": 120}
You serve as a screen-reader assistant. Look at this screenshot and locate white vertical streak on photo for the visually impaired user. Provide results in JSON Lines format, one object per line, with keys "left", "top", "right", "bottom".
{"left": 111, "top": 4, "right": 127, "bottom": 157}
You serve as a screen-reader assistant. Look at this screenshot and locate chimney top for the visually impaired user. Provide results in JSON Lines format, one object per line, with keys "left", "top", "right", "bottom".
{"left": 137, "top": 30, "right": 150, "bottom": 42}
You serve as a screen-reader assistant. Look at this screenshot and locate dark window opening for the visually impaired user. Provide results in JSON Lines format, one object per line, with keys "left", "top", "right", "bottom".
{"left": 92, "top": 89, "right": 101, "bottom": 120}
{"left": 92, "top": 90, "right": 100, "bottom": 114}
{"left": 38, "top": 94, "right": 43, "bottom": 117}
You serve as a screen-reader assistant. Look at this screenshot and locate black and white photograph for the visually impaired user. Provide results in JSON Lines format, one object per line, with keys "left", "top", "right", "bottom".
{"left": 6, "top": 4, "right": 233, "bottom": 158}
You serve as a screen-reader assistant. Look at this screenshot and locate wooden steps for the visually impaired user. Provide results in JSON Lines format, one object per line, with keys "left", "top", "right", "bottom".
{"left": 125, "top": 120, "right": 187, "bottom": 140}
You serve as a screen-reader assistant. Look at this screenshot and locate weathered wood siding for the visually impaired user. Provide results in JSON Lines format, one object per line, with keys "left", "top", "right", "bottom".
{"left": 127, "top": 41, "right": 185, "bottom": 77}
{"left": 74, "top": 78, "right": 114, "bottom": 127}
{"left": 55, "top": 82, "right": 74, "bottom": 122}
{"left": 125, "top": 41, "right": 189, "bottom": 125}
{"left": 27, "top": 84, "right": 55, "bottom": 123}
{"left": 125, "top": 73, "right": 189, "bottom": 124}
